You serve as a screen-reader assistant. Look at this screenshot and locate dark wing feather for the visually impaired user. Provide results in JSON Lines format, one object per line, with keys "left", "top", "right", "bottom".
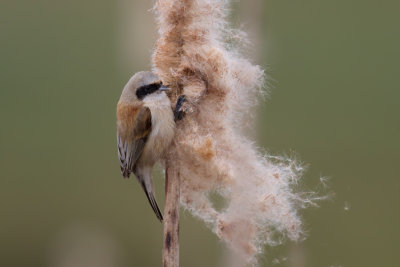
{"left": 117, "top": 106, "right": 152, "bottom": 178}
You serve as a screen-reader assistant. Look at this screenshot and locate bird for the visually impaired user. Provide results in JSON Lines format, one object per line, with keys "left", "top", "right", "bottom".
{"left": 116, "top": 71, "right": 182, "bottom": 222}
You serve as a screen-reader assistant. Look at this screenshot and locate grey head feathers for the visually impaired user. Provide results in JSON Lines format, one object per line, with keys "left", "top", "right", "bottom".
{"left": 119, "top": 72, "right": 163, "bottom": 103}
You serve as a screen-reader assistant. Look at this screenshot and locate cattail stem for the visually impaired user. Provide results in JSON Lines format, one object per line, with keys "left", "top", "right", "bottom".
{"left": 162, "top": 162, "right": 180, "bottom": 267}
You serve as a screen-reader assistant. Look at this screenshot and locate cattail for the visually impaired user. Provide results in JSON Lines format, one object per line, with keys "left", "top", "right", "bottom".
{"left": 152, "top": 0, "right": 320, "bottom": 265}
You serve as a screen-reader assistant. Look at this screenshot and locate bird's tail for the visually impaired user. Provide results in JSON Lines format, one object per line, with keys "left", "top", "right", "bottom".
{"left": 139, "top": 179, "right": 163, "bottom": 222}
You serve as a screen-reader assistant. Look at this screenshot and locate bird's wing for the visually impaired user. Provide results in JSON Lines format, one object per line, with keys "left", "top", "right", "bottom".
{"left": 117, "top": 106, "right": 152, "bottom": 178}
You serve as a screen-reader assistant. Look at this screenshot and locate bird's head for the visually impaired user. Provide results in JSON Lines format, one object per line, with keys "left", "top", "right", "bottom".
{"left": 119, "top": 71, "right": 170, "bottom": 104}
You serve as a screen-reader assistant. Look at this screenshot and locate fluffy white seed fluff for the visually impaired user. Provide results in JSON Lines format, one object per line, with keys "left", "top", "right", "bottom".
{"left": 152, "top": 0, "right": 320, "bottom": 265}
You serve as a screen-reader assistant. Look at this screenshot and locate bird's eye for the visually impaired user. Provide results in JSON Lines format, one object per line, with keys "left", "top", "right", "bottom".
{"left": 136, "top": 83, "right": 161, "bottom": 100}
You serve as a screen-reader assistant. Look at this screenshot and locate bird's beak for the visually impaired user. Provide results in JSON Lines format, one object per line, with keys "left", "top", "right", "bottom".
{"left": 159, "top": 85, "right": 170, "bottom": 92}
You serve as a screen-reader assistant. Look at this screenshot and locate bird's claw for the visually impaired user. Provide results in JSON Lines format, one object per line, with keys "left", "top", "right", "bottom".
{"left": 174, "top": 95, "right": 186, "bottom": 122}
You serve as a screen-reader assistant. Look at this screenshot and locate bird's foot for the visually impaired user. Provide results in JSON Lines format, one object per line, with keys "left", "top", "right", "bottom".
{"left": 174, "top": 95, "right": 186, "bottom": 122}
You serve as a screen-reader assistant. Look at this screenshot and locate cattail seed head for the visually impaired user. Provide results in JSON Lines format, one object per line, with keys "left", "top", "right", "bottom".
{"left": 152, "top": 0, "right": 321, "bottom": 265}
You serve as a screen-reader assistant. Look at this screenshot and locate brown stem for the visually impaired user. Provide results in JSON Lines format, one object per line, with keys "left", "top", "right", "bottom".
{"left": 162, "top": 162, "right": 180, "bottom": 267}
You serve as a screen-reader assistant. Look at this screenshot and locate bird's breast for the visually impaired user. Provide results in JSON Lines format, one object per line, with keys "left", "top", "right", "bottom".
{"left": 140, "top": 97, "right": 175, "bottom": 165}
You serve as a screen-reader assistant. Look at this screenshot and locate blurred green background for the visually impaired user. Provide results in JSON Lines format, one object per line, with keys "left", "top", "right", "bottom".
{"left": 1, "top": 0, "right": 399, "bottom": 266}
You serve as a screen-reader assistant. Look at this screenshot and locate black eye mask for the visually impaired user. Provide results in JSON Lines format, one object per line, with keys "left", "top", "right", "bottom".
{"left": 136, "top": 83, "right": 161, "bottom": 100}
